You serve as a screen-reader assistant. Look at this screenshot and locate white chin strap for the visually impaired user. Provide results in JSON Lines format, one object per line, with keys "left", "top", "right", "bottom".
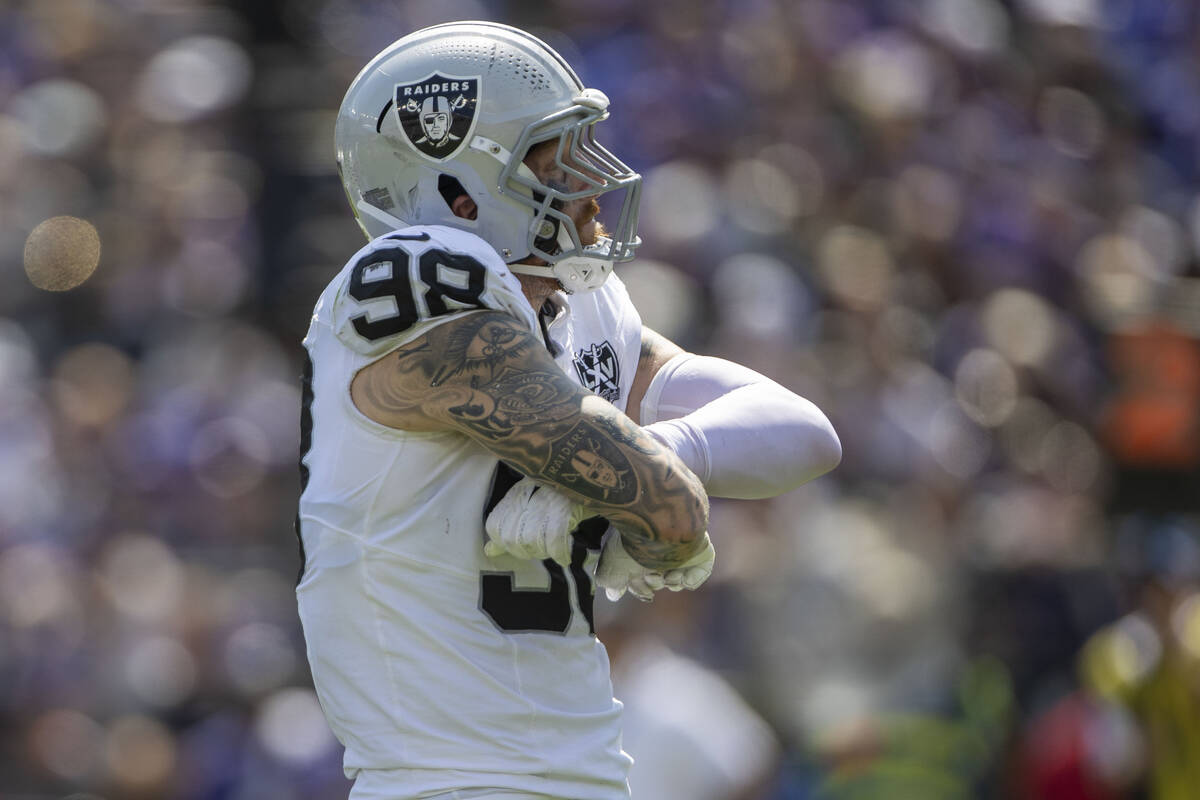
{"left": 356, "top": 199, "right": 410, "bottom": 236}
{"left": 510, "top": 225, "right": 616, "bottom": 295}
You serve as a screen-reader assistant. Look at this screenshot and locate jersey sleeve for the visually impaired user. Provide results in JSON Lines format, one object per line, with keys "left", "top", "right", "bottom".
{"left": 330, "top": 226, "right": 538, "bottom": 358}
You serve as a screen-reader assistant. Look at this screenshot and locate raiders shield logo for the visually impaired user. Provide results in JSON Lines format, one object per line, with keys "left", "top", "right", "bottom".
{"left": 573, "top": 341, "right": 621, "bottom": 403}
{"left": 394, "top": 72, "right": 480, "bottom": 162}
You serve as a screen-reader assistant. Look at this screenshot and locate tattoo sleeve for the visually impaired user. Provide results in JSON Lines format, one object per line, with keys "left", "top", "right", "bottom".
{"left": 351, "top": 310, "right": 709, "bottom": 568}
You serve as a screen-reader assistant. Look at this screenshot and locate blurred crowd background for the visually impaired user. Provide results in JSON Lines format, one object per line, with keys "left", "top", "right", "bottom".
{"left": 3, "top": 0, "right": 1200, "bottom": 798}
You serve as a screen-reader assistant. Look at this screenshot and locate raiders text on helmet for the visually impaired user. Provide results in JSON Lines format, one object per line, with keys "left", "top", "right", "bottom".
{"left": 335, "top": 21, "right": 642, "bottom": 293}
{"left": 395, "top": 76, "right": 477, "bottom": 160}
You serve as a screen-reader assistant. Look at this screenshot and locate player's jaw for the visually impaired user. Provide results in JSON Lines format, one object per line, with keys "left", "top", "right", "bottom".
{"left": 576, "top": 198, "right": 602, "bottom": 246}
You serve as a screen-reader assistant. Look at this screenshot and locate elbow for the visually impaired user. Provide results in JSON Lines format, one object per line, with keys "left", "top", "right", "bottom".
{"left": 812, "top": 416, "right": 842, "bottom": 478}
{"left": 764, "top": 387, "right": 840, "bottom": 483}
{"left": 786, "top": 394, "right": 841, "bottom": 483}
{"left": 768, "top": 399, "right": 842, "bottom": 490}
{"left": 718, "top": 407, "right": 841, "bottom": 499}
{"left": 784, "top": 413, "right": 841, "bottom": 489}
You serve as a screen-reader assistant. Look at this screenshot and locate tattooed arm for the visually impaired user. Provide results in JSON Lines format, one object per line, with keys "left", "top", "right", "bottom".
{"left": 350, "top": 310, "right": 710, "bottom": 568}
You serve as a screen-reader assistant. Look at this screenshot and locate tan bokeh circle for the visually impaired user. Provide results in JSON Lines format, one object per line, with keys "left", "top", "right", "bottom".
{"left": 23, "top": 215, "right": 101, "bottom": 291}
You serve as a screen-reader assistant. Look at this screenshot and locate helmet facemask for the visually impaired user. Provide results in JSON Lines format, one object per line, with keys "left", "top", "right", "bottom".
{"left": 487, "top": 92, "right": 642, "bottom": 293}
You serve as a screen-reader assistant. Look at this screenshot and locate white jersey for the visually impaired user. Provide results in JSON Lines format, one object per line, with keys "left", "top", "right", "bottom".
{"left": 296, "top": 225, "right": 643, "bottom": 800}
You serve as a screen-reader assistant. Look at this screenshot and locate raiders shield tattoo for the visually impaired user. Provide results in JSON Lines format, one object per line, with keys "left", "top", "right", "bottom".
{"left": 544, "top": 421, "right": 637, "bottom": 504}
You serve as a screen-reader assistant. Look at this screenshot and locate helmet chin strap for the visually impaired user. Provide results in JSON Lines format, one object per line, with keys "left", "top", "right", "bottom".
{"left": 509, "top": 225, "right": 616, "bottom": 295}
{"left": 356, "top": 199, "right": 410, "bottom": 234}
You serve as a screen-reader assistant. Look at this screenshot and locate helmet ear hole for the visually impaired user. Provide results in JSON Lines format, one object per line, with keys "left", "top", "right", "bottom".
{"left": 438, "top": 175, "right": 475, "bottom": 219}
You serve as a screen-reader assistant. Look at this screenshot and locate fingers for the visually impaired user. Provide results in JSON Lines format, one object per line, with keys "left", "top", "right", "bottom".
{"left": 484, "top": 477, "right": 579, "bottom": 562}
{"left": 549, "top": 534, "right": 572, "bottom": 568}
{"left": 661, "top": 564, "right": 705, "bottom": 588}
{"left": 600, "top": 577, "right": 649, "bottom": 601}
{"left": 484, "top": 479, "right": 533, "bottom": 540}
{"left": 596, "top": 532, "right": 716, "bottom": 601}
{"left": 627, "top": 573, "right": 662, "bottom": 601}
{"left": 516, "top": 514, "right": 543, "bottom": 558}
{"left": 661, "top": 565, "right": 709, "bottom": 591}
{"left": 627, "top": 584, "right": 655, "bottom": 602}
{"left": 682, "top": 564, "right": 712, "bottom": 589}
{"left": 661, "top": 538, "right": 715, "bottom": 590}
{"left": 596, "top": 534, "right": 663, "bottom": 602}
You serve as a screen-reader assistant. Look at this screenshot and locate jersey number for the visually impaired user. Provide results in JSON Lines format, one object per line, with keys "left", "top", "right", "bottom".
{"left": 480, "top": 464, "right": 606, "bottom": 635}
{"left": 348, "top": 236, "right": 487, "bottom": 341}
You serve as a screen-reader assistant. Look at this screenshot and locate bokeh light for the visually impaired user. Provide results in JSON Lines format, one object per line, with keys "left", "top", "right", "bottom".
{"left": 23, "top": 215, "right": 101, "bottom": 291}
{"left": 981, "top": 289, "right": 1058, "bottom": 368}
{"left": 921, "top": 0, "right": 1011, "bottom": 55}
{"left": 0, "top": 543, "right": 81, "bottom": 631}
{"left": 817, "top": 225, "right": 894, "bottom": 312}
{"left": 725, "top": 156, "right": 806, "bottom": 235}
{"left": 892, "top": 165, "right": 963, "bottom": 243}
{"left": 712, "top": 253, "right": 811, "bottom": 341}
{"left": 1037, "top": 86, "right": 1106, "bottom": 159}
{"left": 640, "top": 161, "right": 721, "bottom": 244}
{"left": 124, "top": 636, "right": 198, "bottom": 708}
{"left": 51, "top": 342, "right": 136, "bottom": 428}
{"left": 1076, "top": 233, "right": 1160, "bottom": 326}
{"left": 834, "top": 32, "right": 937, "bottom": 120}
{"left": 255, "top": 688, "right": 338, "bottom": 764}
{"left": 954, "top": 348, "right": 1019, "bottom": 427}
{"left": 30, "top": 709, "right": 105, "bottom": 782}
{"left": 10, "top": 79, "right": 107, "bottom": 157}
{"left": 104, "top": 715, "right": 177, "bottom": 791}
{"left": 189, "top": 416, "right": 272, "bottom": 497}
{"left": 224, "top": 622, "right": 297, "bottom": 695}
{"left": 137, "top": 36, "right": 252, "bottom": 123}
{"left": 98, "top": 533, "right": 185, "bottom": 624}
{"left": 1, "top": 2, "right": 1198, "bottom": 797}
{"left": 619, "top": 258, "right": 702, "bottom": 342}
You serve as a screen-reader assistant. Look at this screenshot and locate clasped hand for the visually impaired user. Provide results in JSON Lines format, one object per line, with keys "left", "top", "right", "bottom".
{"left": 484, "top": 476, "right": 714, "bottom": 601}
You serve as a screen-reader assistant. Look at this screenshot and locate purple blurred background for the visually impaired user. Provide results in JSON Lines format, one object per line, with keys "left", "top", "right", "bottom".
{"left": 3, "top": 1, "right": 1200, "bottom": 797}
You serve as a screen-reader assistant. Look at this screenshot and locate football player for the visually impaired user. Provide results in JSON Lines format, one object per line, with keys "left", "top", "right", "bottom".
{"left": 297, "top": 21, "right": 840, "bottom": 800}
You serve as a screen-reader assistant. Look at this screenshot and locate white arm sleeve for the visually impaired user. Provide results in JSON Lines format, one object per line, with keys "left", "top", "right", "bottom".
{"left": 641, "top": 353, "right": 841, "bottom": 499}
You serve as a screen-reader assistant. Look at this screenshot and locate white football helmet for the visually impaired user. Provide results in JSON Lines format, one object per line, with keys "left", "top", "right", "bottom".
{"left": 335, "top": 21, "right": 642, "bottom": 293}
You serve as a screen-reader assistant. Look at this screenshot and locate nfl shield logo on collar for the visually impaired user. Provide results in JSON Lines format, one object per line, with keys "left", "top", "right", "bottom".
{"left": 394, "top": 72, "right": 481, "bottom": 162}
{"left": 573, "top": 341, "right": 621, "bottom": 403}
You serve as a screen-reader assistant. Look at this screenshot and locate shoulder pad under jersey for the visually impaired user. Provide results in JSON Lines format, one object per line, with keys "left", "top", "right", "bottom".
{"left": 331, "top": 225, "right": 536, "bottom": 357}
